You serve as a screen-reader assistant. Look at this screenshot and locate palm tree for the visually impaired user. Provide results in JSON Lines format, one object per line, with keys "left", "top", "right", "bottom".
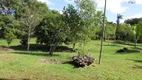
{"left": 128, "top": 1, "right": 135, "bottom": 4}
{"left": 116, "top": 14, "right": 123, "bottom": 26}
{"left": 116, "top": 14, "right": 123, "bottom": 40}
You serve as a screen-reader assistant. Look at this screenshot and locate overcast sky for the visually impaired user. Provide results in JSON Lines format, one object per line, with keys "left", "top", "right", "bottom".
{"left": 37, "top": 0, "right": 142, "bottom": 23}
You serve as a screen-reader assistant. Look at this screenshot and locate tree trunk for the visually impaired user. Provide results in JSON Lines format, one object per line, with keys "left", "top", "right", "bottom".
{"left": 115, "top": 27, "right": 119, "bottom": 40}
{"left": 49, "top": 46, "right": 54, "bottom": 56}
{"left": 49, "top": 39, "right": 61, "bottom": 56}
{"left": 115, "top": 32, "right": 119, "bottom": 40}
{"left": 27, "top": 25, "right": 31, "bottom": 51}
{"left": 135, "top": 39, "right": 137, "bottom": 48}
{"left": 49, "top": 45, "right": 58, "bottom": 56}
{"left": 73, "top": 43, "right": 76, "bottom": 50}
{"left": 99, "top": 0, "right": 107, "bottom": 64}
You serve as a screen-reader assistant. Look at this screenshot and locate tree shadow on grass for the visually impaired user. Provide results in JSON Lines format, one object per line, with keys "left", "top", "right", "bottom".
{"left": 132, "top": 47, "right": 142, "bottom": 51}
{"left": 112, "top": 41, "right": 134, "bottom": 46}
{"left": 103, "top": 44, "right": 121, "bottom": 47}
{"left": 10, "top": 44, "right": 47, "bottom": 51}
{"left": 126, "top": 59, "right": 142, "bottom": 63}
{"left": 62, "top": 61, "right": 81, "bottom": 68}
{"left": 11, "top": 51, "right": 60, "bottom": 57}
{"left": 0, "top": 78, "right": 30, "bottom": 80}
{"left": 10, "top": 44, "right": 75, "bottom": 52}
{"left": 132, "top": 65, "right": 142, "bottom": 69}
{"left": 116, "top": 47, "right": 140, "bottom": 54}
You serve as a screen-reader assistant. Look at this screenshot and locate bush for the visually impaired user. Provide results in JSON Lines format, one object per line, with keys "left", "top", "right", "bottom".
{"left": 72, "top": 54, "right": 95, "bottom": 67}
{"left": 116, "top": 47, "right": 128, "bottom": 53}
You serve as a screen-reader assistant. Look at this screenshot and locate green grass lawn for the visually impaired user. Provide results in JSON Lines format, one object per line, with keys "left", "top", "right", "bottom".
{"left": 0, "top": 39, "right": 142, "bottom": 80}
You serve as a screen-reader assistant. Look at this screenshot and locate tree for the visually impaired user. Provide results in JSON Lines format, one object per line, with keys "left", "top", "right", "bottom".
{"left": 63, "top": 4, "right": 84, "bottom": 49}
{"left": 19, "top": 0, "right": 48, "bottom": 50}
{"left": 105, "top": 23, "right": 116, "bottom": 40}
{"left": 35, "top": 10, "right": 69, "bottom": 56}
{"left": 92, "top": 11, "right": 104, "bottom": 40}
{"left": 0, "top": 15, "right": 19, "bottom": 47}
{"left": 116, "top": 14, "right": 123, "bottom": 40}
{"left": 74, "top": 0, "right": 97, "bottom": 47}
{"left": 0, "top": 15, "right": 5, "bottom": 38}
{"left": 133, "top": 21, "right": 142, "bottom": 47}
{"left": 117, "top": 24, "right": 133, "bottom": 43}
{"left": 95, "top": 11, "right": 104, "bottom": 26}
{"left": 4, "top": 28, "right": 16, "bottom": 47}
{"left": 124, "top": 18, "right": 142, "bottom": 26}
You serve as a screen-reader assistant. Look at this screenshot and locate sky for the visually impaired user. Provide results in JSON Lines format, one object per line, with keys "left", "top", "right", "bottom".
{"left": 37, "top": 0, "right": 142, "bottom": 23}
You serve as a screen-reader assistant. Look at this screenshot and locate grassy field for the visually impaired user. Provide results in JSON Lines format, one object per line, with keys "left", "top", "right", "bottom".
{"left": 0, "top": 39, "right": 142, "bottom": 80}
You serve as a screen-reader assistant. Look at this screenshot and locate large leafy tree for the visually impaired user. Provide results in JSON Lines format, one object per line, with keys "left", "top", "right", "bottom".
{"left": 0, "top": 15, "right": 20, "bottom": 47}
{"left": 35, "top": 10, "right": 69, "bottom": 56}
{"left": 105, "top": 23, "right": 116, "bottom": 40}
{"left": 92, "top": 11, "right": 104, "bottom": 40}
{"left": 133, "top": 21, "right": 142, "bottom": 47}
{"left": 124, "top": 18, "right": 142, "bottom": 26}
{"left": 74, "top": 0, "right": 97, "bottom": 46}
{"left": 19, "top": 0, "right": 48, "bottom": 50}
{"left": 63, "top": 4, "right": 84, "bottom": 49}
{"left": 118, "top": 24, "right": 133, "bottom": 43}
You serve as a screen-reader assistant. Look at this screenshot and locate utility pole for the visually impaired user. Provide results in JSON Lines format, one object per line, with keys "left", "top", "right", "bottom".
{"left": 99, "top": 0, "right": 107, "bottom": 64}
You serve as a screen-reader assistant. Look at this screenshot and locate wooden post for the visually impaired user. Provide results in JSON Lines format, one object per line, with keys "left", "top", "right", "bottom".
{"left": 99, "top": 0, "right": 107, "bottom": 64}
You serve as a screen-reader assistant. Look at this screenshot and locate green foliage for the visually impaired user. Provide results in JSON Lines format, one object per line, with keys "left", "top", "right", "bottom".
{"left": 2, "top": 16, "right": 18, "bottom": 47}
{"left": 14, "top": 0, "right": 49, "bottom": 50}
{"left": 74, "top": 0, "right": 97, "bottom": 43}
{"left": 115, "top": 24, "right": 134, "bottom": 41}
{"left": 124, "top": 18, "right": 142, "bottom": 26}
{"left": 35, "top": 10, "right": 69, "bottom": 55}
{"left": 119, "top": 24, "right": 133, "bottom": 41}
{"left": 105, "top": 23, "right": 116, "bottom": 40}
{"left": 135, "top": 21, "right": 142, "bottom": 40}
{"left": 4, "top": 28, "right": 16, "bottom": 47}
{"left": 20, "top": 34, "right": 28, "bottom": 46}
{"left": 0, "top": 14, "right": 20, "bottom": 47}
{"left": 95, "top": 10, "right": 104, "bottom": 26}
{"left": 133, "top": 21, "right": 142, "bottom": 47}
{"left": 63, "top": 4, "right": 84, "bottom": 48}
{"left": 0, "top": 15, "right": 5, "bottom": 38}
{"left": 77, "top": 49, "right": 88, "bottom": 55}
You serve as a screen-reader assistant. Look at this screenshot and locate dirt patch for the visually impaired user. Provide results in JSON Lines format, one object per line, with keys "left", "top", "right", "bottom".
{"left": 40, "top": 59, "right": 61, "bottom": 64}
{"left": 0, "top": 46, "right": 14, "bottom": 51}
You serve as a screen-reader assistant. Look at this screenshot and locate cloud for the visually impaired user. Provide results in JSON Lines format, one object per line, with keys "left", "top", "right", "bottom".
{"left": 121, "top": 13, "right": 142, "bottom": 23}
{"left": 59, "top": 10, "right": 63, "bottom": 14}
{"left": 64, "top": 0, "right": 74, "bottom": 3}
{"left": 97, "top": 0, "right": 129, "bottom": 14}
{"left": 135, "top": 0, "right": 142, "bottom": 4}
{"left": 96, "top": 8, "right": 102, "bottom": 11}
{"left": 126, "top": 13, "right": 142, "bottom": 19}
{"left": 37, "top": 0, "right": 54, "bottom": 5}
